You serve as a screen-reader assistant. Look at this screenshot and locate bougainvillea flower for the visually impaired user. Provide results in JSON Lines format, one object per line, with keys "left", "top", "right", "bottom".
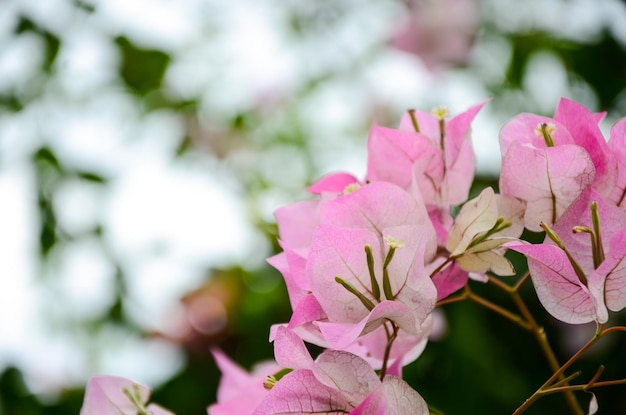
{"left": 446, "top": 187, "right": 524, "bottom": 276}
{"left": 499, "top": 98, "right": 617, "bottom": 231}
{"left": 80, "top": 375, "right": 173, "bottom": 415}
{"left": 365, "top": 123, "right": 438, "bottom": 191}
{"left": 268, "top": 182, "right": 437, "bottom": 366}
{"left": 507, "top": 188, "right": 626, "bottom": 324}
{"left": 305, "top": 183, "right": 437, "bottom": 346}
{"left": 253, "top": 327, "right": 428, "bottom": 415}
{"left": 367, "top": 101, "right": 486, "bottom": 208}
{"left": 208, "top": 349, "right": 281, "bottom": 415}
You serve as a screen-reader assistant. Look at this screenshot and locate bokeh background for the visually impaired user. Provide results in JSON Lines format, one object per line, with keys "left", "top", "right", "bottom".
{"left": 2, "top": 0, "right": 626, "bottom": 414}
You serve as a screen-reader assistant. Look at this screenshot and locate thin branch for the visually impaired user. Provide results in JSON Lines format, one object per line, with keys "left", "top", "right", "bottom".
{"left": 491, "top": 275, "right": 584, "bottom": 415}
{"left": 513, "top": 271, "right": 531, "bottom": 292}
{"left": 514, "top": 325, "right": 626, "bottom": 414}
{"left": 466, "top": 287, "right": 530, "bottom": 330}
{"left": 436, "top": 292, "right": 468, "bottom": 307}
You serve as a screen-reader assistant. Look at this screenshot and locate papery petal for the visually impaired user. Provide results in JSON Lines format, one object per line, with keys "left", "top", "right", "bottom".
{"left": 426, "top": 205, "right": 454, "bottom": 247}
{"left": 463, "top": 237, "right": 515, "bottom": 255}
{"left": 431, "top": 261, "right": 468, "bottom": 300}
{"left": 382, "top": 224, "right": 437, "bottom": 293}
{"left": 595, "top": 229, "right": 626, "bottom": 313}
{"left": 594, "top": 111, "right": 607, "bottom": 124}
{"left": 385, "top": 357, "right": 404, "bottom": 379}
{"left": 211, "top": 349, "right": 253, "bottom": 403}
{"left": 267, "top": 249, "right": 306, "bottom": 310}
{"left": 441, "top": 100, "right": 487, "bottom": 204}
{"left": 147, "top": 403, "right": 175, "bottom": 415}
{"left": 587, "top": 392, "right": 598, "bottom": 415}
{"left": 316, "top": 300, "right": 419, "bottom": 350}
{"left": 507, "top": 243, "right": 600, "bottom": 324}
{"left": 441, "top": 138, "right": 474, "bottom": 204}
{"left": 495, "top": 194, "right": 526, "bottom": 238}
{"left": 308, "top": 225, "right": 382, "bottom": 322}
{"left": 209, "top": 351, "right": 280, "bottom": 415}
{"left": 499, "top": 114, "right": 574, "bottom": 156}
{"left": 313, "top": 350, "right": 380, "bottom": 405}
{"left": 456, "top": 250, "right": 515, "bottom": 276}
{"left": 500, "top": 142, "right": 595, "bottom": 231}
{"left": 446, "top": 187, "right": 498, "bottom": 256}
{"left": 445, "top": 100, "right": 486, "bottom": 167}
{"left": 550, "top": 188, "right": 626, "bottom": 276}
{"left": 308, "top": 173, "right": 360, "bottom": 194}
{"left": 398, "top": 109, "right": 439, "bottom": 138}
{"left": 350, "top": 376, "right": 428, "bottom": 415}
{"left": 275, "top": 200, "right": 321, "bottom": 249}
{"left": 252, "top": 370, "right": 351, "bottom": 415}
{"left": 608, "top": 118, "right": 626, "bottom": 208}
{"left": 554, "top": 98, "right": 616, "bottom": 195}
{"left": 80, "top": 375, "right": 151, "bottom": 415}
{"left": 321, "top": 182, "right": 432, "bottom": 240}
{"left": 366, "top": 124, "right": 437, "bottom": 190}
{"left": 411, "top": 146, "right": 444, "bottom": 206}
{"left": 286, "top": 294, "right": 326, "bottom": 330}
{"left": 273, "top": 326, "right": 315, "bottom": 370}
{"left": 394, "top": 282, "right": 437, "bottom": 328}
{"left": 278, "top": 243, "right": 311, "bottom": 305}
{"left": 344, "top": 315, "right": 433, "bottom": 371}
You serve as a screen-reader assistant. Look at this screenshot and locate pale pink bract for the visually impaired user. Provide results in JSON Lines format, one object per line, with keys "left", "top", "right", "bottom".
{"left": 499, "top": 98, "right": 617, "bottom": 231}
{"left": 507, "top": 188, "right": 626, "bottom": 324}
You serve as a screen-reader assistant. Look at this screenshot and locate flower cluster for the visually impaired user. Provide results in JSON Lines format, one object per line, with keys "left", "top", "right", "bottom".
{"left": 80, "top": 98, "right": 626, "bottom": 414}
{"left": 211, "top": 100, "right": 526, "bottom": 414}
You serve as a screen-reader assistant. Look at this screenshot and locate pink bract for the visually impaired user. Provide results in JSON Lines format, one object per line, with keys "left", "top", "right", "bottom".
{"left": 253, "top": 327, "right": 428, "bottom": 415}
{"left": 80, "top": 375, "right": 173, "bottom": 415}
{"left": 608, "top": 118, "right": 626, "bottom": 208}
{"left": 499, "top": 98, "right": 618, "bottom": 231}
{"left": 367, "top": 101, "right": 486, "bottom": 208}
{"left": 507, "top": 189, "right": 626, "bottom": 324}
{"left": 208, "top": 349, "right": 281, "bottom": 415}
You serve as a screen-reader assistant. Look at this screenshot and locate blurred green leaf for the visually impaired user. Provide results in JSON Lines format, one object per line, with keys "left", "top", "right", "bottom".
{"left": 116, "top": 36, "right": 171, "bottom": 96}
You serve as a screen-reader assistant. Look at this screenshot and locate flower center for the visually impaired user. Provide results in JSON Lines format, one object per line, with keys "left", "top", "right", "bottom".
{"left": 540, "top": 201, "right": 604, "bottom": 286}
{"left": 535, "top": 122, "right": 556, "bottom": 147}
{"left": 335, "top": 236, "right": 405, "bottom": 310}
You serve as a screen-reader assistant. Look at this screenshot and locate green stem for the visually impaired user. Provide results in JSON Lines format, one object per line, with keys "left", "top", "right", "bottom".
{"left": 465, "top": 285, "right": 530, "bottom": 330}
{"left": 380, "top": 321, "right": 399, "bottom": 380}
{"left": 489, "top": 276, "right": 584, "bottom": 415}
{"left": 512, "top": 326, "right": 625, "bottom": 415}
{"left": 513, "top": 271, "right": 531, "bottom": 292}
{"left": 123, "top": 385, "right": 149, "bottom": 415}
{"left": 538, "top": 377, "right": 626, "bottom": 395}
{"left": 436, "top": 292, "right": 468, "bottom": 307}
{"left": 364, "top": 245, "right": 380, "bottom": 301}
{"left": 407, "top": 109, "right": 420, "bottom": 133}
{"left": 335, "top": 276, "right": 375, "bottom": 311}
{"left": 429, "top": 257, "right": 454, "bottom": 279}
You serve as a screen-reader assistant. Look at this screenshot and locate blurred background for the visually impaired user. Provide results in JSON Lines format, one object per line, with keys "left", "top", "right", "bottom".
{"left": 1, "top": 0, "right": 626, "bottom": 414}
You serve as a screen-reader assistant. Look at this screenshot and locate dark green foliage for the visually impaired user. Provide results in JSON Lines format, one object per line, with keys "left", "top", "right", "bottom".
{"left": 116, "top": 37, "right": 171, "bottom": 96}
